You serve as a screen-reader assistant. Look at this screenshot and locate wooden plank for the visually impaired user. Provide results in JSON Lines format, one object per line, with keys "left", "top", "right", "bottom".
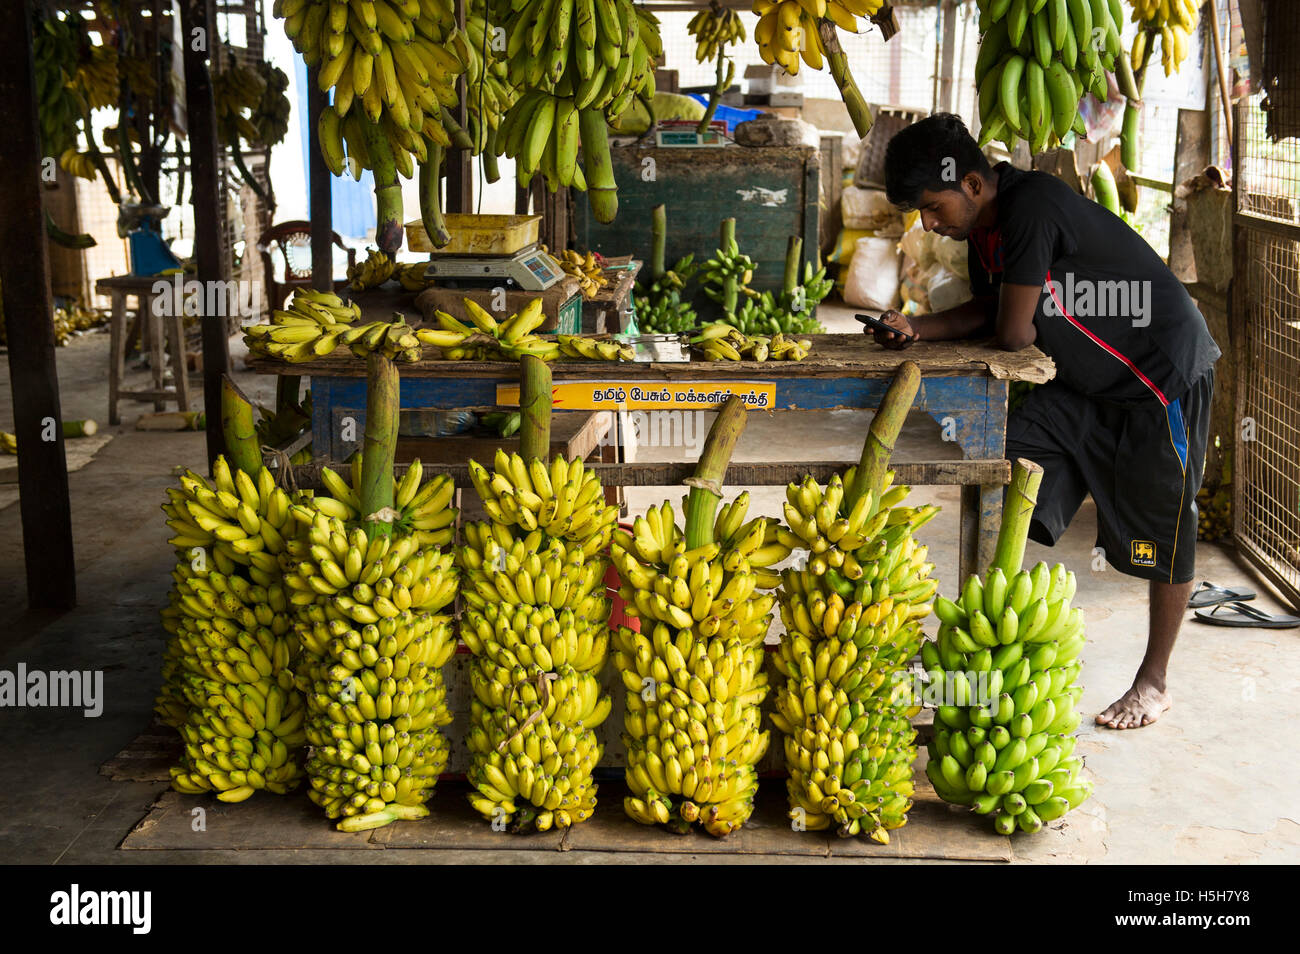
{"left": 245, "top": 336, "right": 1057, "bottom": 382}
{"left": 392, "top": 411, "right": 611, "bottom": 463}
{"left": 122, "top": 790, "right": 381, "bottom": 850}
{"left": 180, "top": 0, "right": 232, "bottom": 469}
{"left": 289, "top": 458, "right": 1011, "bottom": 487}
{"left": 0, "top": 0, "right": 76, "bottom": 608}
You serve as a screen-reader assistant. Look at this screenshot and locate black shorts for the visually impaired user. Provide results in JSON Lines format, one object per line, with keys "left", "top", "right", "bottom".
{"left": 1005, "top": 369, "right": 1214, "bottom": 584}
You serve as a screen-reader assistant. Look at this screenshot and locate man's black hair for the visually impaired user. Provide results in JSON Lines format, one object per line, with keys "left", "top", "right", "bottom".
{"left": 883, "top": 113, "right": 992, "bottom": 210}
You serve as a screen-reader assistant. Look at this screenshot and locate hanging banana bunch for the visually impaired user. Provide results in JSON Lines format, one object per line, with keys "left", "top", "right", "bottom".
{"left": 491, "top": 0, "right": 663, "bottom": 222}
{"left": 214, "top": 55, "right": 281, "bottom": 206}
{"left": 276, "top": 0, "right": 472, "bottom": 252}
{"left": 459, "top": 452, "right": 619, "bottom": 832}
{"left": 460, "top": 3, "right": 517, "bottom": 185}
{"left": 690, "top": 3, "right": 747, "bottom": 63}
{"left": 1128, "top": 0, "right": 1198, "bottom": 79}
{"left": 973, "top": 0, "right": 1130, "bottom": 154}
{"left": 252, "top": 61, "right": 294, "bottom": 148}
{"left": 753, "top": 0, "right": 883, "bottom": 137}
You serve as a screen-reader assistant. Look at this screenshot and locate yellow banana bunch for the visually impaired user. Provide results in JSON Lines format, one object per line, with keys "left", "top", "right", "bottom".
{"left": 77, "top": 43, "right": 122, "bottom": 111}
{"left": 58, "top": 148, "right": 98, "bottom": 180}
{"left": 773, "top": 465, "right": 938, "bottom": 841}
{"left": 692, "top": 321, "right": 812, "bottom": 362}
{"left": 243, "top": 287, "right": 361, "bottom": 363}
{"left": 213, "top": 58, "right": 268, "bottom": 147}
{"left": 1128, "top": 0, "right": 1198, "bottom": 77}
{"left": 0, "top": 432, "right": 16, "bottom": 455}
{"left": 415, "top": 296, "right": 563, "bottom": 361}
{"left": 974, "top": 0, "right": 1128, "bottom": 154}
{"left": 545, "top": 245, "right": 608, "bottom": 300}
{"left": 459, "top": 453, "right": 615, "bottom": 832}
{"left": 689, "top": 2, "right": 747, "bottom": 63}
{"left": 156, "top": 457, "right": 311, "bottom": 802}
{"left": 610, "top": 492, "right": 777, "bottom": 836}
{"left": 396, "top": 261, "right": 434, "bottom": 291}
{"left": 347, "top": 247, "right": 398, "bottom": 290}
{"left": 281, "top": 460, "right": 461, "bottom": 830}
{"left": 555, "top": 334, "right": 635, "bottom": 361}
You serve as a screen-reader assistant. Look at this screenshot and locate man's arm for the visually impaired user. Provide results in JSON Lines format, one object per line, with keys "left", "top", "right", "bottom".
{"left": 994, "top": 283, "right": 1040, "bottom": 351}
{"left": 869, "top": 296, "right": 994, "bottom": 349}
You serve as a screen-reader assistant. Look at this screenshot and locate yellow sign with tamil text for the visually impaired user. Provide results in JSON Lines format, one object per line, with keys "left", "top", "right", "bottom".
{"left": 495, "top": 380, "right": 777, "bottom": 411}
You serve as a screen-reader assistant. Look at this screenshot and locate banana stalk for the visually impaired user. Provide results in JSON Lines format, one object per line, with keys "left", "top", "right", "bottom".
{"left": 696, "top": 48, "right": 730, "bottom": 137}
{"left": 848, "top": 360, "right": 921, "bottom": 510}
{"left": 650, "top": 203, "right": 667, "bottom": 282}
{"left": 990, "top": 457, "right": 1043, "bottom": 578}
{"left": 819, "top": 20, "right": 873, "bottom": 138}
{"left": 519, "top": 355, "right": 552, "bottom": 461}
{"left": 782, "top": 235, "right": 803, "bottom": 297}
{"left": 359, "top": 352, "right": 400, "bottom": 536}
{"left": 579, "top": 107, "right": 618, "bottom": 224}
{"left": 684, "top": 395, "right": 748, "bottom": 549}
{"left": 361, "top": 119, "right": 404, "bottom": 255}
{"left": 419, "top": 146, "right": 451, "bottom": 249}
{"left": 220, "top": 374, "right": 263, "bottom": 476}
{"left": 719, "top": 218, "right": 739, "bottom": 315}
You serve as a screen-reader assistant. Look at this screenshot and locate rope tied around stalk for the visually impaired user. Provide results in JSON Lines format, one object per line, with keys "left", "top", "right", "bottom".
{"left": 261, "top": 445, "right": 298, "bottom": 492}
{"left": 364, "top": 507, "right": 402, "bottom": 524}
{"left": 497, "top": 671, "right": 559, "bottom": 753}
{"left": 683, "top": 475, "right": 723, "bottom": 496}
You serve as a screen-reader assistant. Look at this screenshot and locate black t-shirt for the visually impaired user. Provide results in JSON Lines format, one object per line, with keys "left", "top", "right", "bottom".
{"left": 967, "top": 162, "right": 1220, "bottom": 406}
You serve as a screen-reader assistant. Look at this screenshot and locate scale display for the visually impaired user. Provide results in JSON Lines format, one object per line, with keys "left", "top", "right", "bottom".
{"left": 422, "top": 244, "right": 564, "bottom": 291}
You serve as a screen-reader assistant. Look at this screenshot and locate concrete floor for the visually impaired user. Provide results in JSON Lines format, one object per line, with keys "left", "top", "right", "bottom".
{"left": 1, "top": 315, "right": 1297, "bottom": 864}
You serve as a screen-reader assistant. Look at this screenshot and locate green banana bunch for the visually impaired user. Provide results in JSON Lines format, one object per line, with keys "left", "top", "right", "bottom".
{"left": 251, "top": 62, "right": 293, "bottom": 147}
{"left": 774, "top": 465, "right": 940, "bottom": 840}
{"left": 730, "top": 285, "right": 827, "bottom": 337}
{"left": 491, "top": 0, "right": 663, "bottom": 220}
{"left": 415, "top": 297, "right": 562, "bottom": 361}
{"left": 458, "top": 453, "right": 616, "bottom": 832}
{"left": 926, "top": 549, "right": 1092, "bottom": 833}
{"left": 479, "top": 410, "right": 522, "bottom": 438}
{"left": 461, "top": 5, "right": 518, "bottom": 179}
{"left": 276, "top": 0, "right": 471, "bottom": 252}
{"left": 282, "top": 459, "right": 461, "bottom": 830}
{"left": 347, "top": 247, "right": 398, "bottom": 290}
{"left": 635, "top": 254, "right": 699, "bottom": 334}
{"left": 610, "top": 493, "right": 789, "bottom": 835}
{"left": 689, "top": 2, "right": 747, "bottom": 63}
{"left": 701, "top": 234, "right": 758, "bottom": 315}
{"left": 213, "top": 57, "right": 269, "bottom": 147}
{"left": 691, "top": 322, "right": 812, "bottom": 362}
{"left": 157, "top": 457, "right": 310, "bottom": 802}
{"left": 974, "top": 0, "right": 1127, "bottom": 153}
{"left": 243, "top": 287, "right": 362, "bottom": 363}
{"left": 33, "top": 11, "right": 84, "bottom": 162}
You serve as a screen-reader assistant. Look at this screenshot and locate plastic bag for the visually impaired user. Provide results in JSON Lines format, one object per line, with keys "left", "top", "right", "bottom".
{"left": 841, "top": 186, "right": 901, "bottom": 231}
{"left": 842, "top": 236, "right": 901, "bottom": 311}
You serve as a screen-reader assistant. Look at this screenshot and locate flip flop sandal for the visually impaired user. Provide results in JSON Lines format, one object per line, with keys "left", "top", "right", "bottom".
{"left": 1187, "top": 581, "right": 1257, "bottom": 609}
{"left": 1193, "top": 601, "right": 1300, "bottom": 629}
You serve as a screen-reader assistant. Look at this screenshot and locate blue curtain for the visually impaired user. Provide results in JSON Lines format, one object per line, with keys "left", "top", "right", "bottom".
{"left": 295, "top": 56, "right": 375, "bottom": 239}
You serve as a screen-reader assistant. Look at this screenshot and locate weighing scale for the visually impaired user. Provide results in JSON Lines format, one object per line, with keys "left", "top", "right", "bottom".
{"left": 625, "top": 333, "right": 691, "bottom": 362}
{"left": 422, "top": 244, "right": 566, "bottom": 291}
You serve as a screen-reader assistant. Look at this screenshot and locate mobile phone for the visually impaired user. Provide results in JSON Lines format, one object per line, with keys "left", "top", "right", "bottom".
{"left": 854, "top": 312, "right": 917, "bottom": 341}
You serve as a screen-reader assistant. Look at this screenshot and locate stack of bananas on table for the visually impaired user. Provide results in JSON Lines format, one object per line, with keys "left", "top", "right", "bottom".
{"left": 634, "top": 254, "right": 698, "bottom": 334}
{"left": 556, "top": 334, "right": 636, "bottom": 361}
{"left": 492, "top": 0, "right": 662, "bottom": 219}
{"left": 692, "top": 322, "right": 812, "bottom": 362}
{"left": 611, "top": 495, "right": 790, "bottom": 835}
{"left": 459, "top": 452, "right": 618, "bottom": 831}
{"left": 1129, "top": 0, "right": 1198, "bottom": 78}
{"left": 690, "top": 3, "right": 747, "bottom": 63}
{"left": 415, "top": 298, "right": 561, "bottom": 360}
{"left": 926, "top": 560, "right": 1092, "bottom": 833}
{"left": 243, "top": 288, "right": 361, "bottom": 362}
{"left": 773, "top": 468, "right": 939, "bottom": 840}
{"left": 283, "top": 458, "right": 460, "bottom": 829}
{"left": 544, "top": 246, "right": 609, "bottom": 300}
{"left": 156, "top": 457, "right": 309, "bottom": 802}
{"left": 974, "top": 0, "right": 1131, "bottom": 153}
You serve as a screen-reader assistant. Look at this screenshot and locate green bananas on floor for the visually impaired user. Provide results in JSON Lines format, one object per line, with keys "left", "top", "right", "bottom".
{"left": 611, "top": 493, "right": 789, "bottom": 835}
{"left": 1129, "top": 0, "right": 1198, "bottom": 78}
{"left": 416, "top": 297, "right": 560, "bottom": 360}
{"left": 492, "top": 0, "right": 662, "bottom": 219}
{"left": 773, "top": 467, "right": 939, "bottom": 840}
{"left": 243, "top": 288, "right": 362, "bottom": 363}
{"left": 689, "top": 3, "right": 747, "bottom": 63}
{"left": 459, "top": 453, "right": 616, "bottom": 832}
{"left": 634, "top": 254, "right": 698, "bottom": 335}
{"left": 283, "top": 459, "right": 461, "bottom": 830}
{"left": 974, "top": 0, "right": 1126, "bottom": 153}
{"left": 925, "top": 458, "right": 1092, "bottom": 835}
{"left": 157, "top": 457, "right": 309, "bottom": 802}
{"left": 692, "top": 322, "right": 812, "bottom": 362}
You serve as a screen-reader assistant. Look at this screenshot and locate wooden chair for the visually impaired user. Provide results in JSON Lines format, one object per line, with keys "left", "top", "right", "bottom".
{"left": 257, "top": 221, "right": 355, "bottom": 313}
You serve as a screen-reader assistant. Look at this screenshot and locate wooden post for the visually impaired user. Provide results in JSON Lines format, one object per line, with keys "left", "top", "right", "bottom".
{"left": 307, "top": 70, "right": 333, "bottom": 293}
{"left": 519, "top": 355, "right": 552, "bottom": 461}
{"left": 180, "top": 0, "right": 231, "bottom": 471}
{"left": 937, "top": 0, "right": 957, "bottom": 113}
{"left": 0, "top": 0, "right": 76, "bottom": 608}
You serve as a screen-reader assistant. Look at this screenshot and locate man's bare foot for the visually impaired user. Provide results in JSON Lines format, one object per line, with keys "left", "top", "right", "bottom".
{"left": 1096, "top": 681, "right": 1172, "bottom": 730}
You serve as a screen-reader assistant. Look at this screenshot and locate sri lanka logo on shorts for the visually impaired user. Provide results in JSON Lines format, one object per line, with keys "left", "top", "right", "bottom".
{"left": 1131, "top": 541, "right": 1157, "bottom": 567}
